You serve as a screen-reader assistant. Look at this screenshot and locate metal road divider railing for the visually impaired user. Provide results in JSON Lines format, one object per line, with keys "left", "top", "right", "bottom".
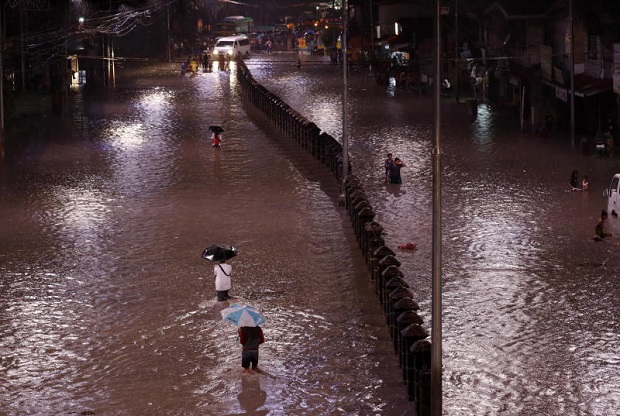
{"left": 236, "top": 58, "right": 431, "bottom": 415}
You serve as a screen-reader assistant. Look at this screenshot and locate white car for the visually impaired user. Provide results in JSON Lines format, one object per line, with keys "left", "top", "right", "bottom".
{"left": 606, "top": 173, "right": 620, "bottom": 216}
{"left": 212, "top": 35, "right": 251, "bottom": 59}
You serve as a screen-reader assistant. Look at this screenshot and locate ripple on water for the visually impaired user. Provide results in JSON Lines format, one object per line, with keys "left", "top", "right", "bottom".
{"left": 2, "top": 57, "right": 620, "bottom": 415}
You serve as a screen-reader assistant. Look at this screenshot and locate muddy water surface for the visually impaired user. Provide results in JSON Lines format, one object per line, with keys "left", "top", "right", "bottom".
{"left": 0, "top": 61, "right": 413, "bottom": 415}
{"left": 248, "top": 52, "right": 620, "bottom": 416}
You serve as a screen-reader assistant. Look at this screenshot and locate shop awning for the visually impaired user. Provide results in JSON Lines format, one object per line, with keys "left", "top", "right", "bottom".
{"left": 573, "top": 74, "right": 613, "bottom": 97}
{"left": 541, "top": 74, "right": 613, "bottom": 98}
{"left": 374, "top": 34, "right": 403, "bottom": 46}
{"left": 390, "top": 43, "right": 412, "bottom": 51}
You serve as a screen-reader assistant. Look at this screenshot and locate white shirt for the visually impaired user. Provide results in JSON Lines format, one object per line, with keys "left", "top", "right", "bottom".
{"left": 214, "top": 263, "right": 232, "bottom": 291}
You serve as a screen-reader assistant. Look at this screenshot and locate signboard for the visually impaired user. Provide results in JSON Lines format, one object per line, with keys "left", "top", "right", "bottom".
{"left": 298, "top": 38, "right": 306, "bottom": 49}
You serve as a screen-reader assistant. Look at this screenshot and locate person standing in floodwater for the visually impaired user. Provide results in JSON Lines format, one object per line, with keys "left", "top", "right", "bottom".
{"left": 593, "top": 210, "right": 613, "bottom": 241}
{"left": 384, "top": 153, "right": 394, "bottom": 183}
{"left": 212, "top": 132, "right": 222, "bottom": 149}
{"left": 389, "top": 157, "right": 406, "bottom": 184}
{"left": 239, "top": 325, "right": 265, "bottom": 374}
{"left": 214, "top": 259, "right": 232, "bottom": 301}
{"left": 570, "top": 170, "right": 580, "bottom": 190}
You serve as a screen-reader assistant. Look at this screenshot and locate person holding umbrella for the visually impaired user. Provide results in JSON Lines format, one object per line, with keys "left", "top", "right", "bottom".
{"left": 209, "top": 125, "right": 224, "bottom": 149}
{"left": 239, "top": 325, "right": 265, "bottom": 374}
{"left": 202, "top": 244, "right": 238, "bottom": 301}
{"left": 221, "top": 304, "right": 267, "bottom": 374}
{"left": 212, "top": 132, "right": 222, "bottom": 149}
{"left": 214, "top": 259, "right": 232, "bottom": 301}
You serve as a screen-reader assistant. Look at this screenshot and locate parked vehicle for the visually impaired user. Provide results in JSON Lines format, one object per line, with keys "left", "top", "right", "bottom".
{"left": 606, "top": 173, "right": 620, "bottom": 216}
{"left": 595, "top": 135, "right": 608, "bottom": 157}
{"left": 214, "top": 16, "right": 254, "bottom": 37}
{"left": 211, "top": 35, "right": 251, "bottom": 59}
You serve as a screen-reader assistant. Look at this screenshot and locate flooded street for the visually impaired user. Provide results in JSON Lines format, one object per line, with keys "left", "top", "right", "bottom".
{"left": 249, "top": 53, "right": 620, "bottom": 415}
{"left": 1, "top": 51, "right": 619, "bottom": 416}
{"left": 0, "top": 61, "right": 413, "bottom": 414}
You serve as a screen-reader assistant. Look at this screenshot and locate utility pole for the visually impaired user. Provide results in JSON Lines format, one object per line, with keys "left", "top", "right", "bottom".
{"left": 369, "top": 0, "right": 374, "bottom": 53}
{"left": 167, "top": 5, "right": 171, "bottom": 62}
{"left": 454, "top": 0, "right": 459, "bottom": 102}
{"left": 0, "top": 6, "right": 4, "bottom": 159}
{"left": 20, "top": 5, "right": 26, "bottom": 91}
{"left": 431, "top": 0, "right": 443, "bottom": 414}
{"left": 341, "top": 0, "right": 349, "bottom": 183}
{"left": 570, "top": 0, "right": 575, "bottom": 147}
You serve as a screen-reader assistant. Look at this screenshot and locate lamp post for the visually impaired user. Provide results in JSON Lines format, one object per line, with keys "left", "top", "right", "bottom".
{"left": 369, "top": 0, "right": 374, "bottom": 53}
{"left": 454, "top": 0, "right": 459, "bottom": 102}
{"left": 0, "top": 5, "right": 4, "bottom": 159}
{"left": 431, "top": 0, "right": 443, "bottom": 414}
{"left": 166, "top": 4, "right": 171, "bottom": 62}
{"left": 341, "top": 0, "right": 349, "bottom": 183}
{"left": 570, "top": 0, "right": 575, "bottom": 147}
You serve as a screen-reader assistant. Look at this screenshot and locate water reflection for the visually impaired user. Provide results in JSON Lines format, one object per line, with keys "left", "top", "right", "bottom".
{"left": 471, "top": 102, "right": 495, "bottom": 150}
{"left": 386, "top": 183, "right": 406, "bottom": 198}
{"left": 250, "top": 53, "right": 620, "bottom": 415}
{"left": 3, "top": 55, "right": 620, "bottom": 415}
{"left": 0, "top": 61, "right": 414, "bottom": 415}
{"left": 236, "top": 375, "right": 267, "bottom": 416}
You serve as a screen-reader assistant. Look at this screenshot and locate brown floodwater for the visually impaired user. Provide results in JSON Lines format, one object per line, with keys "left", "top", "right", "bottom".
{"left": 248, "top": 53, "right": 620, "bottom": 415}
{"left": 0, "top": 60, "right": 414, "bottom": 415}
{"left": 2, "top": 52, "right": 620, "bottom": 415}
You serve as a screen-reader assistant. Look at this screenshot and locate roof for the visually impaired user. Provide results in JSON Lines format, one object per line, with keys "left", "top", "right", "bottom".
{"left": 542, "top": 73, "right": 613, "bottom": 97}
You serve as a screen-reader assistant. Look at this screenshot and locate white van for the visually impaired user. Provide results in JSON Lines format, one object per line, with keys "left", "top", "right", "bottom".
{"left": 212, "top": 35, "right": 251, "bottom": 59}
{"left": 607, "top": 173, "right": 620, "bottom": 215}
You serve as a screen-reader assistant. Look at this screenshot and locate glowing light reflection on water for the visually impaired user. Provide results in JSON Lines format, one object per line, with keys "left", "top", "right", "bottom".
{"left": 0, "top": 60, "right": 414, "bottom": 415}
{"left": 250, "top": 53, "right": 620, "bottom": 416}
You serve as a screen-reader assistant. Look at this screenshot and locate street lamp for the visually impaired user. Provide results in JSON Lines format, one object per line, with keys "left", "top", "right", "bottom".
{"left": 570, "top": 0, "right": 575, "bottom": 147}
{"left": 341, "top": 0, "right": 349, "bottom": 183}
{"left": 431, "top": 0, "right": 443, "bottom": 415}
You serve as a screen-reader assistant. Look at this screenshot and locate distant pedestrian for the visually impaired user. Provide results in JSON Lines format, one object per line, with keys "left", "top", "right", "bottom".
{"left": 189, "top": 58, "right": 199, "bottom": 75}
{"left": 389, "top": 157, "right": 406, "bottom": 184}
{"left": 606, "top": 133, "right": 615, "bottom": 158}
{"left": 605, "top": 117, "right": 615, "bottom": 157}
{"left": 570, "top": 170, "right": 580, "bottom": 191}
{"left": 581, "top": 176, "right": 589, "bottom": 191}
{"left": 212, "top": 132, "right": 222, "bottom": 149}
{"left": 384, "top": 153, "right": 394, "bottom": 182}
{"left": 593, "top": 210, "right": 613, "bottom": 241}
{"left": 239, "top": 326, "right": 265, "bottom": 373}
{"left": 214, "top": 259, "right": 232, "bottom": 301}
